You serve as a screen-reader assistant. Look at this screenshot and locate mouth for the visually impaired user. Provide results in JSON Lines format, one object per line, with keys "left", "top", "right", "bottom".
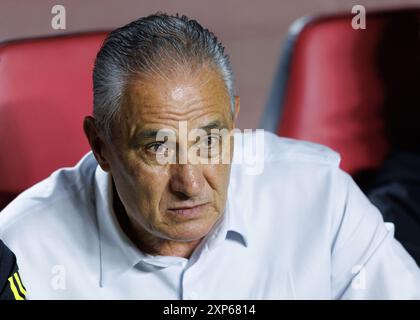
{"left": 167, "top": 203, "right": 209, "bottom": 218}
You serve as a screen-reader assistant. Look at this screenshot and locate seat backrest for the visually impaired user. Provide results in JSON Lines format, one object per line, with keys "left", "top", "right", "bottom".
{"left": 262, "top": 8, "right": 420, "bottom": 175}
{"left": 0, "top": 32, "right": 108, "bottom": 209}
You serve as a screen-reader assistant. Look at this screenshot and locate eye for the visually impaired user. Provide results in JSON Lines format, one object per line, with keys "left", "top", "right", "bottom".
{"left": 146, "top": 142, "right": 168, "bottom": 155}
{"left": 202, "top": 134, "right": 220, "bottom": 148}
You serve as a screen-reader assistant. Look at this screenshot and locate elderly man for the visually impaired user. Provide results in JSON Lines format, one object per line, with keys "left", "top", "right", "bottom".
{"left": 0, "top": 13, "right": 419, "bottom": 299}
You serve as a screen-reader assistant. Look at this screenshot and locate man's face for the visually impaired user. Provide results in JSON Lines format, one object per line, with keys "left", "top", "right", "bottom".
{"left": 102, "top": 65, "right": 238, "bottom": 243}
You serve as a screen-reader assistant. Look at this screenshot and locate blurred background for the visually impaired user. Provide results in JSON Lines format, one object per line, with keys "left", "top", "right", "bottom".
{"left": 1, "top": 0, "right": 418, "bottom": 129}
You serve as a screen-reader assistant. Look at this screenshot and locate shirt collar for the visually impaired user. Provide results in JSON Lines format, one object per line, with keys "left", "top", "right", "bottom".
{"left": 94, "top": 165, "right": 144, "bottom": 287}
{"left": 205, "top": 180, "right": 249, "bottom": 250}
{"left": 94, "top": 161, "right": 249, "bottom": 287}
{"left": 230, "top": 179, "right": 249, "bottom": 246}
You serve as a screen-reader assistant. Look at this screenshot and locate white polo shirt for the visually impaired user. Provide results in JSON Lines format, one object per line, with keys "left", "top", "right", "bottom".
{"left": 1, "top": 131, "right": 419, "bottom": 299}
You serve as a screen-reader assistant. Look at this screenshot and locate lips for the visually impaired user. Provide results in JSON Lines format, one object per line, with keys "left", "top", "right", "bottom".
{"left": 167, "top": 203, "right": 208, "bottom": 217}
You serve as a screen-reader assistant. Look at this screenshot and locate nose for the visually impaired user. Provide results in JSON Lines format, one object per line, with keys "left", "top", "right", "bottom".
{"left": 169, "top": 164, "right": 205, "bottom": 199}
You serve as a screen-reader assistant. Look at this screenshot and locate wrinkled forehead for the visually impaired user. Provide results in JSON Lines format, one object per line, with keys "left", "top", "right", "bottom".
{"left": 114, "top": 65, "right": 233, "bottom": 139}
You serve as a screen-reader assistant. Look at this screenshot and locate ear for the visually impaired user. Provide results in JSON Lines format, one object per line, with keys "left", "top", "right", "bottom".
{"left": 233, "top": 96, "right": 240, "bottom": 125}
{"left": 83, "top": 116, "right": 111, "bottom": 172}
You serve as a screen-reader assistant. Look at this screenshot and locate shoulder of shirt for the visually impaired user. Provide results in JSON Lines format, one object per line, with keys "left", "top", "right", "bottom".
{"left": 233, "top": 130, "right": 341, "bottom": 168}
{"left": 0, "top": 152, "right": 98, "bottom": 235}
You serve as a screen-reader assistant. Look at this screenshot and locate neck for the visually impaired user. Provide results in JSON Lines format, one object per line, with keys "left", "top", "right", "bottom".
{"left": 112, "top": 181, "right": 202, "bottom": 258}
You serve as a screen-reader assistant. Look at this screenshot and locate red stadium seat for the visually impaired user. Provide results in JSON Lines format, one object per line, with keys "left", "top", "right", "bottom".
{"left": 0, "top": 32, "right": 108, "bottom": 209}
{"left": 262, "top": 7, "right": 420, "bottom": 178}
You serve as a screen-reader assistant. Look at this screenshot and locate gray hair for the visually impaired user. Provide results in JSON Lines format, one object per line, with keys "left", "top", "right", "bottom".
{"left": 93, "top": 13, "right": 235, "bottom": 141}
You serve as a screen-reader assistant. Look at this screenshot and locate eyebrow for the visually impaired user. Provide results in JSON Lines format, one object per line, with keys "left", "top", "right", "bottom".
{"left": 199, "top": 120, "right": 227, "bottom": 133}
{"left": 134, "top": 129, "right": 166, "bottom": 140}
{"left": 130, "top": 129, "right": 170, "bottom": 148}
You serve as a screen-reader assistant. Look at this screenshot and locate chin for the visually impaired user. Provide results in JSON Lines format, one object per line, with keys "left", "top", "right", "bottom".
{"left": 158, "top": 218, "right": 218, "bottom": 242}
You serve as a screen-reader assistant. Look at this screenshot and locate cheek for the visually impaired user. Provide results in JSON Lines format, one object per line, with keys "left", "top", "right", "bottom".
{"left": 134, "top": 168, "right": 170, "bottom": 214}
{"left": 138, "top": 169, "right": 169, "bottom": 210}
{"left": 113, "top": 152, "right": 170, "bottom": 213}
{"left": 204, "top": 164, "right": 231, "bottom": 203}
